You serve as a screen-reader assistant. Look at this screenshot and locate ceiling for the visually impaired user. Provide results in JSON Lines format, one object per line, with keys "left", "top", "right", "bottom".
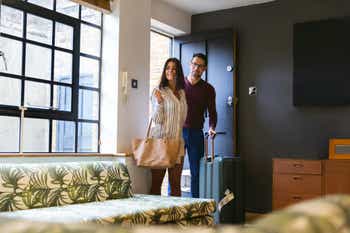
{"left": 161, "top": 0, "right": 276, "bottom": 15}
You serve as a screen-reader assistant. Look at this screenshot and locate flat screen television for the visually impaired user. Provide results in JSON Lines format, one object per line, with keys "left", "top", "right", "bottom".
{"left": 293, "top": 17, "right": 350, "bottom": 106}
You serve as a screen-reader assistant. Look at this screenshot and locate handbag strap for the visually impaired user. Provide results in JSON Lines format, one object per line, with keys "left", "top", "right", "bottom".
{"left": 145, "top": 118, "right": 153, "bottom": 138}
{"left": 145, "top": 118, "right": 181, "bottom": 140}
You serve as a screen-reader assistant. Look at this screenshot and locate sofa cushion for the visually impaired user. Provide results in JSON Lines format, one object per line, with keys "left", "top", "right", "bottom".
{"left": 1, "top": 195, "right": 350, "bottom": 232}
{"left": 247, "top": 195, "right": 350, "bottom": 233}
{"left": 0, "top": 161, "right": 132, "bottom": 211}
{"left": 174, "top": 215, "right": 214, "bottom": 227}
{"left": 0, "top": 218, "right": 217, "bottom": 233}
{"left": 0, "top": 194, "right": 216, "bottom": 226}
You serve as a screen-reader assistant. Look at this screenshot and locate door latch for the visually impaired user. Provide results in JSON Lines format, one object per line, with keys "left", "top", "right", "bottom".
{"left": 227, "top": 96, "right": 233, "bottom": 106}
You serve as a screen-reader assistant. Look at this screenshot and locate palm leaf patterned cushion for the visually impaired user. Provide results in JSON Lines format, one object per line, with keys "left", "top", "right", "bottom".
{"left": 0, "top": 194, "right": 216, "bottom": 226}
{"left": 1, "top": 195, "right": 350, "bottom": 232}
{"left": 0, "top": 161, "right": 132, "bottom": 211}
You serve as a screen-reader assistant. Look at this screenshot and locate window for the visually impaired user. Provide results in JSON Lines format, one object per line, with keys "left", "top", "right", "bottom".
{"left": 0, "top": 0, "right": 103, "bottom": 153}
{"left": 150, "top": 30, "right": 172, "bottom": 96}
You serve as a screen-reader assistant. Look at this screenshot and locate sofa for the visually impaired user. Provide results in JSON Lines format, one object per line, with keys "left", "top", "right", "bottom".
{"left": 0, "top": 161, "right": 216, "bottom": 227}
{"left": 0, "top": 194, "right": 349, "bottom": 233}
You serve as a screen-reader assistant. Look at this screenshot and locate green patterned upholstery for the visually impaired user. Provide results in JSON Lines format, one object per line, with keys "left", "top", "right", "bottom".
{"left": 1, "top": 195, "right": 350, "bottom": 232}
{"left": 236, "top": 195, "right": 350, "bottom": 233}
{"left": 0, "top": 161, "right": 132, "bottom": 211}
{"left": 0, "top": 194, "right": 216, "bottom": 226}
{"left": 0, "top": 161, "right": 215, "bottom": 227}
{"left": 175, "top": 215, "right": 214, "bottom": 227}
{"left": 0, "top": 218, "right": 216, "bottom": 233}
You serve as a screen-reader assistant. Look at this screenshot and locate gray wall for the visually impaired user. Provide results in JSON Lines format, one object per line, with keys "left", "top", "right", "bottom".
{"left": 192, "top": 0, "right": 350, "bottom": 212}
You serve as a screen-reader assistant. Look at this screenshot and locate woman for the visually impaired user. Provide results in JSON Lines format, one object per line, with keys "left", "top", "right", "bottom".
{"left": 150, "top": 58, "right": 187, "bottom": 196}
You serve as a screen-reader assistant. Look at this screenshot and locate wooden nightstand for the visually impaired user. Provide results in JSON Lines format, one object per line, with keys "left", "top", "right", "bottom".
{"left": 272, "top": 158, "right": 322, "bottom": 210}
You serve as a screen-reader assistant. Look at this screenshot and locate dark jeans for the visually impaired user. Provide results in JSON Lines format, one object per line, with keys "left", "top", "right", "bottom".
{"left": 183, "top": 128, "right": 204, "bottom": 198}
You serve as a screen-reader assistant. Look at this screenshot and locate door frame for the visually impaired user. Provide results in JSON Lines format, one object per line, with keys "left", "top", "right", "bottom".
{"left": 174, "top": 28, "right": 239, "bottom": 154}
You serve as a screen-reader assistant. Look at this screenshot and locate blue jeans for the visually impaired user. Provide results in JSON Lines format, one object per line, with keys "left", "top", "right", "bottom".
{"left": 183, "top": 128, "right": 204, "bottom": 198}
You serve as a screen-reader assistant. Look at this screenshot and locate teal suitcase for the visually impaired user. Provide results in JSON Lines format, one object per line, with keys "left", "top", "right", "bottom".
{"left": 199, "top": 135, "right": 244, "bottom": 224}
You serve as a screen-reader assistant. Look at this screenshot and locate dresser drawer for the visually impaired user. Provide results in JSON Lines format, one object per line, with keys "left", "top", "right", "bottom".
{"left": 273, "top": 159, "right": 322, "bottom": 175}
{"left": 273, "top": 174, "right": 322, "bottom": 195}
{"left": 273, "top": 192, "right": 320, "bottom": 210}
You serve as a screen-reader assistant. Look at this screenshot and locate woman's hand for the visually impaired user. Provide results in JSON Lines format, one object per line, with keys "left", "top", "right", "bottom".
{"left": 154, "top": 90, "right": 164, "bottom": 104}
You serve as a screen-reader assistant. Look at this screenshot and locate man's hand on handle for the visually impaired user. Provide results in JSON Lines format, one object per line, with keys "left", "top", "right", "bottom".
{"left": 208, "top": 127, "right": 216, "bottom": 139}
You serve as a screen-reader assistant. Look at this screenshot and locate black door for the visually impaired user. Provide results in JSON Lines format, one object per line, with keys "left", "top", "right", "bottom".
{"left": 174, "top": 29, "right": 238, "bottom": 156}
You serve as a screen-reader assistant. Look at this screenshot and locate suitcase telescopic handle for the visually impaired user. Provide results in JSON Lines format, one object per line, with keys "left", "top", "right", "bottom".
{"left": 204, "top": 131, "right": 226, "bottom": 162}
{"left": 204, "top": 139, "right": 214, "bottom": 162}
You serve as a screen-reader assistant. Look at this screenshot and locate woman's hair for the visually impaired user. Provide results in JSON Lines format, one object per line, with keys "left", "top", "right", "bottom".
{"left": 159, "top": 58, "right": 185, "bottom": 90}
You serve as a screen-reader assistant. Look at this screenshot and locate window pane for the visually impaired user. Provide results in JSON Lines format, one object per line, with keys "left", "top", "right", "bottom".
{"left": 53, "top": 85, "right": 71, "bottom": 111}
{"left": 1, "top": 5, "right": 23, "bottom": 37}
{"left": 54, "top": 50, "right": 72, "bottom": 84}
{"left": 0, "top": 76, "right": 21, "bottom": 106}
{"left": 52, "top": 120, "right": 75, "bottom": 152}
{"left": 80, "top": 56, "right": 99, "bottom": 88}
{"left": 56, "top": 0, "right": 79, "bottom": 18}
{"left": 78, "top": 122, "right": 98, "bottom": 152}
{"left": 27, "top": 14, "right": 53, "bottom": 45}
{"left": 80, "top": 23, "right": 101, "bottom": 57}
{"left": 150, "top": 31, "right": 171, "bottom": 93}
{"left": 81, "top": 6, "right": 101, "bottom": 26}
{"left": 0, "top": 37, "right": 22, "bottom": 75}
{"left": 0, "top": 116, "right": 19, "bottom": 152}
{"left": 79, "top": 89, "right": 99, "bottom": 120}
{"left": 25, "top": 81, "right": 50, "bottom": 109}
{"left": 150, "top": 31, "right": 171, "bottom": 115}
{"left": 55, "top": 22, "right": 73, "bottom": 50}
{"left": 23, "top": 118, "right": 49, "bottom": 152}
{"left": 25, "top": 43, "right": 52, "bottom": 80}
{"left": 28, "top": 0, "right": 54, "bottom": 10}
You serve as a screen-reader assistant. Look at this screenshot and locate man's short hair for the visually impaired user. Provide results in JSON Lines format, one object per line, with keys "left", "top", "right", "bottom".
{"left": 192, "top": 53, "right": 207, "bottom": 66}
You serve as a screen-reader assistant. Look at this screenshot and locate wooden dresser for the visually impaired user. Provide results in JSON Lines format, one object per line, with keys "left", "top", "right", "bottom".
{"left": 272, "top": 158, "right": 323, "bottom": 210}
{"left": 324, "top": 159, "right": 350, "bottom": 194}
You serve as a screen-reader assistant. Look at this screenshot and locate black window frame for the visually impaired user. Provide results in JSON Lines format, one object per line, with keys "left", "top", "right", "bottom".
{"left": 0, "top": 0, "right": 103, "bottom": 153}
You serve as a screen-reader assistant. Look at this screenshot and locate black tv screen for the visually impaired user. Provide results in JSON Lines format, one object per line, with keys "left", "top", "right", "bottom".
{"left": 293, "top": 17, "right": 350, "bottom": 106}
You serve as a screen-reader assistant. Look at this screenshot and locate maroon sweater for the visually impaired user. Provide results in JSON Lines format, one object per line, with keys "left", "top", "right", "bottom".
{"left": 184, "top": 78, "right": 217, "bottom": 130}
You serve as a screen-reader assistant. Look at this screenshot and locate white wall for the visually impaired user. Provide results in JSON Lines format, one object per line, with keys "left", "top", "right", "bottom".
{"left": 116, "top": 0, "right": 151, "bottom": 154}
{"left": 116, "top": 0, "right": 152, "bottom": 194}
{"left": 151, "top": 0, "right": 191, "bottom": 35}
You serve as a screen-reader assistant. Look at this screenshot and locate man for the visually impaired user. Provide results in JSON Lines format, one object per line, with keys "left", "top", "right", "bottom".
{"left": 183, "top": 53, "right": 217, "bottom": 198}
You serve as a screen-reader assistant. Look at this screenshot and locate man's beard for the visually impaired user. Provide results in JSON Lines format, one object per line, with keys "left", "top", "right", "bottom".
{"left": 191, "top": 71, "right": 202, "bottom": 79}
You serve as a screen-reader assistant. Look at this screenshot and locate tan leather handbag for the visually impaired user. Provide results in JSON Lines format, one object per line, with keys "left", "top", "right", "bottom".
{"left": 132, "top": 119, "right": 182, "bottom": 169}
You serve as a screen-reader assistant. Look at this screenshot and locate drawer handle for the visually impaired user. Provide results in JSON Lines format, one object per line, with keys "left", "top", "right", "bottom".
{"left": 292, "top": 176, "right": 302, "bottom": 180}
{"left": 292, "top": 196, "right": 302, "bottom": 200}
{"left": 293, "top": 163, "right": 304, "bottom": 168}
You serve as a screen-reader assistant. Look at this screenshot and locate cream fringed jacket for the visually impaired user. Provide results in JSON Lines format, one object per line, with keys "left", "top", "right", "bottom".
{"left": 150, "top": 87, "right": 187, "bottom": 153}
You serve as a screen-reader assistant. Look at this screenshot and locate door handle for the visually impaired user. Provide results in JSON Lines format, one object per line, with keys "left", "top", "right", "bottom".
{"left": 227, "top": 96, "right": 233, "bottom": 106}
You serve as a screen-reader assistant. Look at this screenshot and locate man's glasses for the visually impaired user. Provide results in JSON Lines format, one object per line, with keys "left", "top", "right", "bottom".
{"left": 191, "top": 62, "right": 206, "bottom": 69}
